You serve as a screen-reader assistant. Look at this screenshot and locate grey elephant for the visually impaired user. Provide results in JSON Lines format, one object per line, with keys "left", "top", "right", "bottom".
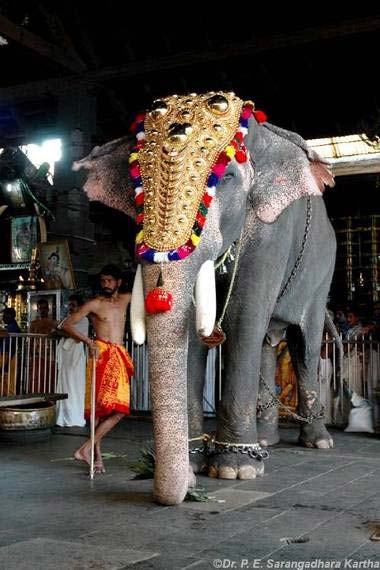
{"left": 73, "top": 91, "right": 336, "bottom": 505}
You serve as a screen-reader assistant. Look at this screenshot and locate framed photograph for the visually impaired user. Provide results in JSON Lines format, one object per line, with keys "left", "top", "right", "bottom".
{"left": 0, "top": 178, "right": 31, "bottom": 213}
{"left": 37, "top": 240, "right": 76, "bottom": 290}
{"left": 10, "top": 216, "right": 38, "bottom": 263}
{"left": 27, "top": 290, "right": 60, "bottom": 324}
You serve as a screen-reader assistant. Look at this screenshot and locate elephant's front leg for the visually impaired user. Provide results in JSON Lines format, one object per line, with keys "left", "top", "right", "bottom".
{"left": 209, "top": 316, "right": 267, "bottom": 480}
{"left": 257, "top": 342, "right": 280, "bottom": 447}
{"left": 287, "top": 318, "right": 334, "bottom": 449}
{"left": 187, "top": 332, "right": 209, "bottom": 474}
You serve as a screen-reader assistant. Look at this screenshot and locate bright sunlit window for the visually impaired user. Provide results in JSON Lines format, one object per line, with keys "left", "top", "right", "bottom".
{"left": 19, "top": 139, "right": 62, "bottom": 182}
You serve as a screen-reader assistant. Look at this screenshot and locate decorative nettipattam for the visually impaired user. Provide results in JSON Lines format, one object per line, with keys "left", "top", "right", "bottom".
{"left": 129, "top": 92, "right": 266, "bottom": 263}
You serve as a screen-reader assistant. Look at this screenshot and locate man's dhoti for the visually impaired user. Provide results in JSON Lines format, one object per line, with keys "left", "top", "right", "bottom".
{"left": 85, "top": 339, "right": 134, "bottom": 419}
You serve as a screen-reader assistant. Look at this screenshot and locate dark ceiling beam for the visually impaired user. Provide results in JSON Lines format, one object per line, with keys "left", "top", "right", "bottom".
{"left": 1, "top": 15, "right": 380, "bottom": 104}
{"left": 36, "top": 2, "right": 88, "bottom": 71}
{"left": 0, "top": 14, "right": 87, "bottom": 73}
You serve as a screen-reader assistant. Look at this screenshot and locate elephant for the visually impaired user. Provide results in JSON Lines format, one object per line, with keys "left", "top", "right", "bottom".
{"left": 73, "top": 91, "right": 336, "bottom": 505}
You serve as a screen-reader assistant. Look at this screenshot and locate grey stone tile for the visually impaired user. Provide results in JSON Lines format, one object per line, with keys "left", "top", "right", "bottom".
{"left": 131, "top": 555, "right": 207, "bottom": 570}
{"left": 200, "top": 507, "right": 337, "bottom": 560}
{"left": 260, "top": 511, "right": 371, "bottom": 561}
{"left": 0, "top": 538, "right": 157, "bottom": 570}
{"left": 180, "top": 489, "right": 272, "bottom": 513}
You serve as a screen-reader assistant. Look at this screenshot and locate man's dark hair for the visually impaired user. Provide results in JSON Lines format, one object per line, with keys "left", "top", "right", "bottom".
{"left": 100, "top": 264, "right": 122, "bottom": 280}
{"left": 3, "top": 307, "right": 16, "bottom": 319}
{"left": 347, "top": 306, "right": 360, "bottom": 317}
{"left": 37, "top": 298, "right": 49, "bottom": 307}
{"left": 69, "top": 294, "right": 84, "bottom": 306}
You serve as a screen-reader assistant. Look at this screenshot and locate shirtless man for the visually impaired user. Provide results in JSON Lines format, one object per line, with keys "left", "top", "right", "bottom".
{"left": 61, "top": 264, "right": 134, "bottom": 474}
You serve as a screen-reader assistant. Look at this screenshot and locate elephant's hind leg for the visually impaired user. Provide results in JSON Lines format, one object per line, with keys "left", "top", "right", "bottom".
{"left": 257, "top": 341, "right": 280, "bottom": 447}
{"left": 287, "top": 322, "right": 334, "bottom": 449}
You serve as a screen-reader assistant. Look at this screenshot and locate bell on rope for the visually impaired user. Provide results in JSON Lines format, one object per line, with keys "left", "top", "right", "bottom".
{"left": 145, "top": 269, "right": 173, "bottom": 314}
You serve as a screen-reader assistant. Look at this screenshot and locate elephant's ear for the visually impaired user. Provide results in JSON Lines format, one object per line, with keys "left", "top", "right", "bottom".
{"left": 247, "top": 120, "right": 335, "bottom": 224}
{"left": 72, "top": 136, "right": 136, "bottom": 218}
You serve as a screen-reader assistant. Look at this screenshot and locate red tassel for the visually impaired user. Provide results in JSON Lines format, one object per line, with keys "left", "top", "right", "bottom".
{"left": 235, "top": 150, "right": 247, "bottom": 163}
{"left": 145, "top": 288, "right": 173, "bottom": 314}
{"left": 145, "top": 269, "right": 173, "bottom": 314}
{"left": 253, "top": 110, "right": 268, "bottom": 123}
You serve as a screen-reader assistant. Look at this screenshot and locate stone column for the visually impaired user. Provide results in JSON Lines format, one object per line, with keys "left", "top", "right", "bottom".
{"left": 50, "top": 86, "right": 96, "bottom": 288}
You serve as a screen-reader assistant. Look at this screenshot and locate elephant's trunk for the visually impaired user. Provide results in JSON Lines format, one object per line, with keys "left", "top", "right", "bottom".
{"left": 142, "top": 262, "right": 198, "bottom": 505}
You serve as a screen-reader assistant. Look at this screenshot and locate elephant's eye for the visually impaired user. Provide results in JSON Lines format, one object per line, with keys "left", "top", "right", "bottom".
{"left": 220, "top": 172, "right": 234, "bottom": 183}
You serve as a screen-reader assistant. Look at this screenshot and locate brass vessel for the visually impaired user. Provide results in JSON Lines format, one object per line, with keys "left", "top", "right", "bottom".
{"left": 0, "top": 402, "right": 56, "bottom": 430}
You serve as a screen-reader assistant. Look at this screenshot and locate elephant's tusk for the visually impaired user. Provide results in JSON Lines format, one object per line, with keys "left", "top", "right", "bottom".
{"left": 195, "top": 260, "right": 216, "bottom": 337}
{"left": 131, "top": 264, "right": 146, "bottom": 345}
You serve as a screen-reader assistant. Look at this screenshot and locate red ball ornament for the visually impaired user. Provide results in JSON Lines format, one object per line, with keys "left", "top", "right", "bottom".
{"left": 145, "top": 288, "right": 173, "bottom": 314}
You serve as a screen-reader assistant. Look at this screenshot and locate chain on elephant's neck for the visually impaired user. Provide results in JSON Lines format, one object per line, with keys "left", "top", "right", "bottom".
{"left": 276, "top": 196, "right": 312, "bottom": 304}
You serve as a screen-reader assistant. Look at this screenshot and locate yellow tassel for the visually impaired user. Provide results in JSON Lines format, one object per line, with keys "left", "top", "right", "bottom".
{"left": 191, "top": 234, "right": 201, "bottom": 246}
{"left": 136, "top": 230, "right": 144, "bottom": 244}
{"left": 129, "top": 153, "right": 139, "bottom": 163}
{"left": 226, "top": 146, "right": 236, "bottom": 158}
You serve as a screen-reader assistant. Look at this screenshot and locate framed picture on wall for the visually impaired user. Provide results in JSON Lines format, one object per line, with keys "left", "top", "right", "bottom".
{"left": 10, "top": 216, "right": 38, "bottom": 263}
{"left": 27, "top": 290, "right": 61, "bottom": 324}
{"left": 37, "top": 240, "right": 76, "bottom": 290}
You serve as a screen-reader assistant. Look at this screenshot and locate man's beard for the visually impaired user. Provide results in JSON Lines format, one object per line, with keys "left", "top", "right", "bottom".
{"left": 102, "top": 287, "right": 117, "bottom": 297}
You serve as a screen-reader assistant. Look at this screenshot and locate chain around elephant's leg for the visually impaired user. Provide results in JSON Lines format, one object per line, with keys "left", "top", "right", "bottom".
{"left": 257, "top": 342, "right": 280, "bottom": 447}
{"left": 287, "top": 324, "right": 334, "bottom": 449}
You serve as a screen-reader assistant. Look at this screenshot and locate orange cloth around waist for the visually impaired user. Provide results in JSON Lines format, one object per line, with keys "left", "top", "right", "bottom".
{"left": 85, "top": 339, "right": 134, "bottom": 419}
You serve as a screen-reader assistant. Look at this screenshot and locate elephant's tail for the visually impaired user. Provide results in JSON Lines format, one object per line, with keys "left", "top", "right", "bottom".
{"left": 324, "top": 308, "right": 343, "bottom": 372}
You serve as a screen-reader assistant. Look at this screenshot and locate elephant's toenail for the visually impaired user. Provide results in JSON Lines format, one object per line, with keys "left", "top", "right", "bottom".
{"left": 219, "top": 466, "right": 238, "bottom": 479}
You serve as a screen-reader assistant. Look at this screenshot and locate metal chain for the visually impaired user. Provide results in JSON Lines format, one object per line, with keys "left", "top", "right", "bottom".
{"left": 256, "top": 394, "right": 278, "bottom": 411}
{"left": 214, "top": 245, "right": 233, "bottom": 271}
{"left": 259, "top": 375, "right": 325, "bottom": 424}
{"left": 276, "top": 197, "right": 312, "bottom": 303}
{"left": 213, "top": 443, "right": 269, "bottom": 461}
{"left": 188, "top": 435, "right": 269, "bottom": 460}
{"left": 189, "top": 434, "right": 212, "bottom": 455}
{"left": 216, "top": 230, "right": 243, "bottom": 329}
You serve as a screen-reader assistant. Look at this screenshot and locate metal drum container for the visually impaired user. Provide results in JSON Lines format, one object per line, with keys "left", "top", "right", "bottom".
{"left": 0, "top": 401, "right": 56, "bottom": 441}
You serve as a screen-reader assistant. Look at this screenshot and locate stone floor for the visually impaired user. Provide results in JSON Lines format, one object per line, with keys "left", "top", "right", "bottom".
{"left": 0, "top": 419, "right": 379, "bottom": 569}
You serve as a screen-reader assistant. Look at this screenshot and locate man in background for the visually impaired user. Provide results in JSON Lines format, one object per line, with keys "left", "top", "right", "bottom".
{"left": 29, "top": 298, "right": 57, "bottom": 334}
{"left": 0, "top": 308, "right": 21, "bottom": 395}
{"left": 28, "top": 298, "right": 57, "bottom": 392}
{"left": 56, "top": 295, "right": 88, "bottom": 427}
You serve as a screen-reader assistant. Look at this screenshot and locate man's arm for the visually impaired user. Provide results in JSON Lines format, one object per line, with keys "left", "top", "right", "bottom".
{"left": 60, "top": 299, "right": 99, "bottom": 352}
{"left": 119, "top": 292, "right": 132, "bottom": 305}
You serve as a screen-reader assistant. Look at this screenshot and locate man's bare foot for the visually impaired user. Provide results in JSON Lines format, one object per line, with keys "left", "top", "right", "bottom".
{"left": 94, "top": 458, "right": 106, "bottom": 473}
{"left": 74, "top": 446, "right": 90, "bottom": 466}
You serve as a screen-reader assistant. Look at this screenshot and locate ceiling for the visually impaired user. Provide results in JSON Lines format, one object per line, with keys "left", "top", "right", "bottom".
{"left": 1, "top": 3, "right": 380, "bottom": 145}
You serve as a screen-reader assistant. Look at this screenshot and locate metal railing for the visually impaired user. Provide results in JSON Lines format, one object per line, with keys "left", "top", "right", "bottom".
{"left": 0, "top": 333, "right": 58, "bottom": 398}
{"left": 0, "top": 333, "right": 379, "bottom": 429}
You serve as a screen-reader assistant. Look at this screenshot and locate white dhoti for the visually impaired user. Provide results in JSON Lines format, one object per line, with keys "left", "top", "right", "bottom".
{"left": 56, "top": 331, "right": 87, "bottom": 427}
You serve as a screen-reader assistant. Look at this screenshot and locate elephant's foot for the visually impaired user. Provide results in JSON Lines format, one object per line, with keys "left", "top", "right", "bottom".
{"left": 189, "top": 450, "right": 208, "bottom": 475}
{"left": 208, "top": 452, "right": 265, "bottom": 480}
{"left": 298, "top": 421, "right": 334, "bottom": 449}
{"left": 257, "top": 410, "right": 280, "bottom": 447}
